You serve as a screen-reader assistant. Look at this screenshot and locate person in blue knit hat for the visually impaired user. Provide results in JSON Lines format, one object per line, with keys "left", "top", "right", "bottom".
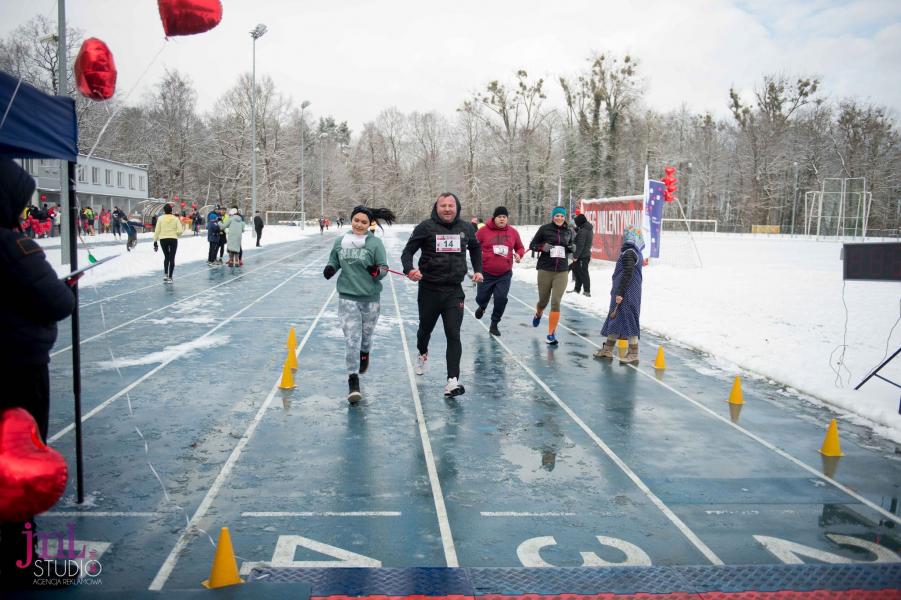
{"left": 527, "top": 206, "right": 576, "bottom": 346}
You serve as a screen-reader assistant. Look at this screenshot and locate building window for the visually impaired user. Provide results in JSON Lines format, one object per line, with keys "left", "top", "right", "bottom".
{"left": 128, "top": 173, "right": 135, "bottom": 190}
{"left": 117, "top": 172, "right": 124, "bottom": 188}
{"left": 91, "top": 167, "right": 100, "bottom": 184}
{"left": 105, "top": 169, "right": 112, "bottom": 185}
{"left": 139, "top": 176, "right": 145, "bottom": 191}
{"left": 77, "top": 165, "right": 86, "bottom": 182}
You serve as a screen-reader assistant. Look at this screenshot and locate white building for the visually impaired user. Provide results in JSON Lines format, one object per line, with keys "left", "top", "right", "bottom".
{"left": 21, "top": 154, "right": 150, "bottom": 214}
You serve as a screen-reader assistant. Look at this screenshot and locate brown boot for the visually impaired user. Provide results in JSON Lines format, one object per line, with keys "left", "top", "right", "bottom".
{"left": 593, "top": 340, "right": 615, "bottom": 360}
{"left": 620, "top": 343, "right": 639, "bottom": 364}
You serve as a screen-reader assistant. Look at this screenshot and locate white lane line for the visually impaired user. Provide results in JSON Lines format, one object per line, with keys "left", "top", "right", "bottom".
{"left": 506, "top": 290, "right": 901, "bottom": 527}
{"left": 149, "top": 287, "right": 336, "bottom": 591}
{"left": 464, "top": 302, "right": 724, "bottom": 565}
{"left": 52, "top": 241, "right": 320, "bottom": 357}
{"left": 44, "top": 511, "right": 162, "bottom": 518}
{"left": 388, "top": 273, "right": 459, "bottom": 568}
{"left": 78, "top": 245, "right": 282, "bottom": 309}
{"left": 49, "top": 249, "right": 330, "bottom": 444}
{"left": 481, "top": 512, "right": 577, "bottom": 517}
{"left": 241, "top": 512, "right": 402, "bottom": 518}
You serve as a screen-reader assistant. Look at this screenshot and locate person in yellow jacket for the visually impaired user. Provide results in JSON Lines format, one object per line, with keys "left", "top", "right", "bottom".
{"left": 153, "top": 203, "right": 184, "bottom": 283}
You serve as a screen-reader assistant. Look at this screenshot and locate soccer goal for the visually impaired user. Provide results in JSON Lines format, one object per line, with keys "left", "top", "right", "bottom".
{"left": 265, "top": 211, "right": 306, "bottom": 228}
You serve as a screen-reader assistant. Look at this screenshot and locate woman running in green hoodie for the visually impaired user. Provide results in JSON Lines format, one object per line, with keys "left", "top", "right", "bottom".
{"left": 323, "top": 206, "right": 396, "bottom": 403}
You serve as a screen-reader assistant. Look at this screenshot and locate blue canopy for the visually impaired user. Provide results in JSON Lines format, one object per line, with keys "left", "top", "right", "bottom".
{"left": 0, "top": 70, "right": 78, "bottom": 162}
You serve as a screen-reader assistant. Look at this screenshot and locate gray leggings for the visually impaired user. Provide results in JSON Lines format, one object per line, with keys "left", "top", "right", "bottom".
{"left": 536, "top": 270, "right": 569, "bottom": 312}
{"left": 339, "top": 298, "right": 380, "bottom": 374}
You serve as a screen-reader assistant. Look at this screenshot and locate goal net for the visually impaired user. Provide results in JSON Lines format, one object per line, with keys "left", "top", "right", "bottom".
{"left": 265, "top": 211, "right": 307, "bottom": 227}
{"left": 654, "top": 218, "right": 714, "bottom": 268}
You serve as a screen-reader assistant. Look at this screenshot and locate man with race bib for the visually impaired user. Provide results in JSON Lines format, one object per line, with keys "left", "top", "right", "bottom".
{"left": 402, "top": 193, "right": 483, "bottom": 397}
{"left": 473, "top": 206, "right": 524, "bottom": 337}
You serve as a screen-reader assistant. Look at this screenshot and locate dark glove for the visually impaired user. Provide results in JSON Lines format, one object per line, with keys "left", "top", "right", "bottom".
{"left": 366, "top": 264, "right": 381, "bottom": 278}
{"left": 153, "top": 242, "right": 159, "bottom": 252}
{"left": 323, "top": 265, "right": 337, "bottom": 280}
{"left": 542, "top": 243, "right": 552, "bottom": 253}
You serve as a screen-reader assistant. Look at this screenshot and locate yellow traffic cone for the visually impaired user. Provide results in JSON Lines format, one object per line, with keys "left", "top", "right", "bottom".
{"left": 653, "top": 346, "right": 666, "bottom": 370}
{"left": 278, "top": 358, "right": 295, "bottom": 390}
{"left": 819, "top": 418, "right": 843, "bottom": 457}
{"left": 727, "top": 376, "right": 744, "bottom": 405}
{"left": 286, "top": 326, "right": 297, "bottom": 350}
{"left": 286, "top": 347, "right": 298, "bottom": 371}
{"left": 202, "top": 527, "right": 244, "bottom": 589}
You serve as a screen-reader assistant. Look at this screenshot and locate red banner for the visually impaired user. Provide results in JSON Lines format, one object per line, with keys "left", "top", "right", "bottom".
{"left": 579, "top": 196, "right": 644, "bottom": 261}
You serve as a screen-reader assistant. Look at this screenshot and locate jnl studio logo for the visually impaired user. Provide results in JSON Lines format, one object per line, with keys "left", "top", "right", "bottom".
{"left": 16, "top": 522, "right": 102, "bottom": 585}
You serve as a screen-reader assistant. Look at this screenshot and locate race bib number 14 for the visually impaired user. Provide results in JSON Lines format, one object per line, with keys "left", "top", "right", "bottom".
{"left": 436, "top": 234, "right": 462, "bottom": 253}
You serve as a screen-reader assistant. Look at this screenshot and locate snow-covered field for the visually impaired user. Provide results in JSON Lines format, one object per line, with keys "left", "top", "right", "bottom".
{"left": 39, "top": 224, "right": 900, "bottom": 442}
{"left": 512, "top": 225, "right": 901, "bottom": 443}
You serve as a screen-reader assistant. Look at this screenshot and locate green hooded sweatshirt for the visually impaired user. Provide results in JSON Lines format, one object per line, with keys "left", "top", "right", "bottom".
{"left": 327, "top": 232, "right": 388, "bottom": 302}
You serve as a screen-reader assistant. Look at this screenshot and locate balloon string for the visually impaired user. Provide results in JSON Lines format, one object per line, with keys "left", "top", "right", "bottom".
{"left": 82, "top": 39, "right": 167, "bottom": 164}
{"left": 0, "top": 76, "right": 22, "bottom": 131}
{"left": 100, "top": 309, "right": 219, "bottom": 553}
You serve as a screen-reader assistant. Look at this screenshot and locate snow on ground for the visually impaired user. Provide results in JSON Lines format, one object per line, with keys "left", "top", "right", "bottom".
{"left": 39, "top": 222, "right": 900, "bottom": 442}
{"left": 511, "top": 226, "right": 901, "bottom": 442}
{"left": 38, "top": 224, "right": 323, "bottom": 287}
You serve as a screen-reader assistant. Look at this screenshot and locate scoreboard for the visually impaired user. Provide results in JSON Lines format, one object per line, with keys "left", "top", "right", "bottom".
{"left": 842, "top": 242, "right": 901, "bottom": 282}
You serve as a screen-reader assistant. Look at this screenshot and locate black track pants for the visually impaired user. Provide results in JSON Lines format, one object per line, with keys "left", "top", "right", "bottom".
{"left": 160, "top": 238, "right": 178, "bottom": 278}
{"left": 416, "top": 285, "right": 464, "bottom": 379}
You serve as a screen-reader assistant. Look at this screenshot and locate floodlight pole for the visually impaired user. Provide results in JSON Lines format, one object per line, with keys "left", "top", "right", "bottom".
{"left": 300, "top": 100, "right": 310, "bottom": 229}
{"left": 250, "top": 24, "right": 267, "bottom": 221}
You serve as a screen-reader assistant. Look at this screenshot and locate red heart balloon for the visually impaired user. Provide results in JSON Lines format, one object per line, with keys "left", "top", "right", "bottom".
{"left": 158, "top": 0, "right": 224, "bottom": 37}
{"left": 74, "top": 38, "right": 117, "bottom": 101}
{"left": 0, "top": 409, "right": 68, "bottom": 522}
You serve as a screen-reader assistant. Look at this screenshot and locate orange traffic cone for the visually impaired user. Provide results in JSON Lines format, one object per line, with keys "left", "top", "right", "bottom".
{"left": 286, "top": 347, "right": 298, "bottom": 371}
{"left": 819, "top": 418, "right": 843, "bottom": 457}
{"left": 201, "top": 527, "right": 244, "bottom": 589}
{"left": 278, "top": 357, "right": 295, "bottom": 390}
{"left": 727, "top": 376, "right": 744, "bottom": 405}
{"left": 653, "top": 346, "right": 666, "bottom": 370}
{"left": 286, "top": 327, "right": 297, "bottom": 350}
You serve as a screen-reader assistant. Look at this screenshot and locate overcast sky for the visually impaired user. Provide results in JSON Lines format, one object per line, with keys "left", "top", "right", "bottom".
{"left": 2, "top": 0, "right": 900, "bottom": 133}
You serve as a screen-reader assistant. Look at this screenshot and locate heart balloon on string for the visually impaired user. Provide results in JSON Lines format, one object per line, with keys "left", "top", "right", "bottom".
{"left": 158, "top": 0, "right": 224, "bottom": 37}
{"left": 74, "top": 38, "right": 117, "bottom": 101}
{"left": 0, "top": 408, "right": 68, "bottom": 522}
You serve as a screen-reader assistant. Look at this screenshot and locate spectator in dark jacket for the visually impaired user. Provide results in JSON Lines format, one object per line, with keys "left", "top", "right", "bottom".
{"left": 569, "top": 213, "right": 594, "bottom": 296}
{"left": 206, "top": 212, "right": 222, "bottom": 265}
{"left": 401, "top": 192, "right": 482, "bottom": 397}
{"left": 0, "top": 158, "right": 77, "bottom": 586}
{"left": 253, "top": 211, "right": 264, "bottom": 247}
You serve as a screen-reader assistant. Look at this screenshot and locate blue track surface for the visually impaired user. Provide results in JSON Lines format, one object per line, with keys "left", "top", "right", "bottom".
{"left": 32, "top": 230, "right": 901, "bottom": 595}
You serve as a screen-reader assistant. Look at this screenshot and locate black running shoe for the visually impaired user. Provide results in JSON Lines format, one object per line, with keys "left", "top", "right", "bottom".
{"left": 347, "top": 374, "right": 362, "bottom": 404}
{"left": 359, "top": 352, "right": 369, "bottom": 374}
{"left": 475, "top": 306, "right": 485, "bottom": 319}
{"left": 489, "top": 323, "right": 501, "bottom": 336}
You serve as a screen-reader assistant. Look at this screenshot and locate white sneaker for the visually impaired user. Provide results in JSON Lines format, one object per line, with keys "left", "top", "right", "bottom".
{"left": 415, "top": 354, "right": 428, "bottom": 375}
{"left": 444, "top": 377, "right": 465, "bottom": 397}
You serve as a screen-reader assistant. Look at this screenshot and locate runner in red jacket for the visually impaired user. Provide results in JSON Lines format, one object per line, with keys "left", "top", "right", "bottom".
{"left": 473, "top": 206, "right": 524, "bottom": 336}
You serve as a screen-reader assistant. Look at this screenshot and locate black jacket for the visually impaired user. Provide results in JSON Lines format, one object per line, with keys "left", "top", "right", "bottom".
{"left": 401, "top": 198, "right": 482, "bottom": 288}
{"left": 253, "top": 215, "right": 264, "bottom": 230}
{"left": 573, "top": 215, "right": 593, "bottom": 259}
{"left": 0, "top": 159, "right": 76, "bottom": 366}
{"left": 528, "top": 222, "right": 576, "bottom": 272}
